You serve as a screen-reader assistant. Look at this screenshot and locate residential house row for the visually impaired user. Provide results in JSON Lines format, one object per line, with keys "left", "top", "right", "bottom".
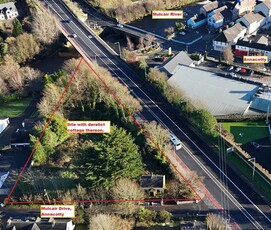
{"left": 211, "top": 0, "right": 271, "bottom": 60}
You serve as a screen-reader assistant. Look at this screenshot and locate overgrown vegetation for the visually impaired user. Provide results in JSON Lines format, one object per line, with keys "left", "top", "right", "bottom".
{"left": 88, "top": 0, "right": 201, "bottom": 23}
{"left": 0, "top": 0, "right": 60, "bottom": 112}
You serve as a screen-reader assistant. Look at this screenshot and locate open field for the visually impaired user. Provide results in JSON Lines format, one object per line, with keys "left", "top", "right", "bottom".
{"left": 222, "top": 121, "right": 269, "bottom": 145}
{"left": 0, "top": 98, "right": 32, "bottom": 118}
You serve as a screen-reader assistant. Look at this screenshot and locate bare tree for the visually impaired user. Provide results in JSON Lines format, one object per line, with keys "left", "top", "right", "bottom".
{"left": 112, "top": 178, "right": 145, "bottom": 216}
{"left": 137, "top": 36, "right": 144, "bottom": 50}
{"left": 7, "top": 33, "right": 40, "bottom": 63}
{"left": 32, "top": 11, "right": 60, "bottom": 45}
{"left": 143, "top": 121, "right": 171, "bottom": 154}
{"left": 206, "top": 213, "right": 227, "bottom": 230}
{"left": 0, "top": 77, "right": 8, "bottom": 95}
{"left": 144, "top": 34, "right": 155, "bottom": 47}
{"left": 89, "top": 214, "right": 133, "bottom": 230}
{"left": 222, "top": 46, "right": 234, "bottom": 64}
{"left": 167, "top": 171, "right": 203, "bottom": 199}
{"left": 164, "top": 26, "right": 175, "bottom": 38}
{"left": 126, "top": 36, "right": 134, "bottom": 51}
{"left": 0, "top": 55, "right": 22, "bottom": 91}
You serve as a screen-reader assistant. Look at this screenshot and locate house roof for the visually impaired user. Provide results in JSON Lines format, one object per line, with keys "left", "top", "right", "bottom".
{"left": 263, "top": 0, "right": 271, "bottom": 10}
{"left": 255, "top": 35, "right": 268, "bottom": 45}
{"left": 214, "top": 22, "right": 246, "bottom": 42}
{"left": 212, "top": 12, "right": 224, "bottom": 21}
{"left": 241, "top": 12, "right": 264, "bottom": 25}
{"left": 6, "top": 220, "right": 73, "bottom": 230}
{"left": 10, "top": 129, "right": 30, "bottom": 144}
{"left": 236, "top": 39, "right": 271, "bottom": 51}
{"left": 161, "top": 51, "right": 194, "bottom": 75}
{"left": 202, "top": 1, "right": 219, "bottom": 12}
{"left": 213, "top": 5, "right": 228, "bottom": 13}
{"left": 0, "top": 2, "right": 17, "bottom": 12}
{"left": 140, "top": 175, "right": 165, "bottom": 188}
{"left": 220, "top": 8, "right": 233, "bottom": 19}
{"left": 167, "top": 65, "right": 260, "bottom": 116}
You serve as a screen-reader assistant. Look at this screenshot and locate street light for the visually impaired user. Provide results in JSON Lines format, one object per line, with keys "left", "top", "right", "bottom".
{"left": 248, "top": 157, "right": 256, "bottom": 180}
{"left": 114, "top": 42, "right": 122, "bottom": 59}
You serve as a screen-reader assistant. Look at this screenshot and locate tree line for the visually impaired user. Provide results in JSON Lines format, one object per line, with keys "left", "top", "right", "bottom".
{"left": 89, "top": 0, "right": 201, "bottom": 23}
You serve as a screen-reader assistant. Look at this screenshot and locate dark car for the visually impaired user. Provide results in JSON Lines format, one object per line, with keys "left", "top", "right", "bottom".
{"left": 251, "top": 142, "right": 260, "bottom": 149}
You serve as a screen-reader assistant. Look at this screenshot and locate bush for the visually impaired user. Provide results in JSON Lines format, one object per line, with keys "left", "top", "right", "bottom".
{"left": 136, "top": 207, "right": 156, "bottom": 223}
{"left": 156, "top": 210, "right": 172, "bottom": 223}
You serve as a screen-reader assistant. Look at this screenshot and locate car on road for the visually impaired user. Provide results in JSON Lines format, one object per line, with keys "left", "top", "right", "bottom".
{"left": 116, "top": 23, "right": 123, "bottom": 28}
{"left": 71, "top": 33, "right": 77, "bottom": 38}
{"left": 178, "top": 31, "right": 186, "bottom": 35}
{"left": 251, "top": 142, "right": 260, "bottom": 149}
{"left": 228, "top": 66, "right": 234, "bottom": 71}
{"left": 88, "top": 35, "right": 92, "bottom": 39}
{"left": 65, "top": 18, "right": 72, "bottom": 23}
{"left": 235, "top": 67, "right": 241, "bottom": 72}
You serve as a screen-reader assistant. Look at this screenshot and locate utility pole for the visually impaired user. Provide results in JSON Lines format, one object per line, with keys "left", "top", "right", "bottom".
{"left": 114, "top": 42, "right": 122, "bottom": 59}
{"left": 248, "top": 158, "right": 256, "bottom": 180}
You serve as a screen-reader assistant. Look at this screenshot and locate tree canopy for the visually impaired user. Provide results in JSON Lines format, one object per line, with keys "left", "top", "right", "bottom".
{"left": 85, "top": 125, "right": 143, "bottom": 188}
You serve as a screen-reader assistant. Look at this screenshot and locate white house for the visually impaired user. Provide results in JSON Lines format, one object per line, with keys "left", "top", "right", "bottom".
{"left": 255, "top": 0, "right": 271, "bottom": 23}
{"left": 0, "top": 2, "right": 18, "bottom": 20}
{"left": 213, "top": 22, "right": 247, "bottom": 51}
{"left": 232, "top": 0, "right": 256, "bottom": 19}
{"left": 236, "top": 12, "right": 265, "bottom": 34}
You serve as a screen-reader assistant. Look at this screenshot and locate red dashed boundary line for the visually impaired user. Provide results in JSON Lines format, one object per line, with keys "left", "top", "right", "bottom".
{"left": 6, "top": 57, "right": 201, "bottom": 205}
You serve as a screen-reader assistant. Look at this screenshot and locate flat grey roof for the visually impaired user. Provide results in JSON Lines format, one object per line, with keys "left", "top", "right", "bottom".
{"left": 167, "top": 66, "right": 260, "bottom": 116}
{"left": 250, "top": 90, "right": 271, "bottom": 112}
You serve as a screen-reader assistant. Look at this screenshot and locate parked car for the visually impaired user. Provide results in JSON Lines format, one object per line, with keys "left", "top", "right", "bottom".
{"left": 251, "top": 142, "right": 260, "bottom": 149}
{"left": 235, "top": 67, "right": 241, "bottom": 72}
{"left": 228, "top": 66, "right": 234, "bottom": 71}
{"left": 230, "top": 72, "right": 237, "bottom": 77}
{"left": 116, "top": 23, "right": 123, "bottom": 28}
{"left": 240, "top": 68, "right": 247, "bottom": 73}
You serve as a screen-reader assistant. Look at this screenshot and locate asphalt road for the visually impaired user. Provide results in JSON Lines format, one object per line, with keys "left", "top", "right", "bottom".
{"left": 44, "top": 0, "right": 271, "bottom": 229}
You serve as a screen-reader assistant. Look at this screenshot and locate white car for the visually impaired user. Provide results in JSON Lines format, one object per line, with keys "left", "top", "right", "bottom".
{"left": 230, "top": 72, "right": 237, "bottom": 77}
{"left": 178, "top": 31, "right": 186, "bottom": 35}
{"left": 235, "top": 67, "right": 241, "bottom": 72}
{"left": 228, "top": 66, "right": 234, "bottom": 71}
{"left": 116, "top": 23, "right": 123, "bottom": 28}
{"left": 71, "top": 33, "right": 77, "bottom": 38}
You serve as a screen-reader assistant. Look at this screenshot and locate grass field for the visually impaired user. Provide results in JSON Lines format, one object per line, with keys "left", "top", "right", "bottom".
{"left": 222, "top": 121, "right": 269, "bottom": 144}
{"left": 0, "top": 97, "right": 32, "bottom": 118}
{"left": 227, "top": 153, "right": 271, "bottom": 201}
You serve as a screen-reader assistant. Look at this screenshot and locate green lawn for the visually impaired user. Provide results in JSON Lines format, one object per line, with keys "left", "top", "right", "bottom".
{"left": 0, "top": 97, "right": 32, "bottom": 118}
{"left": 227, "top": 153, "right": 271, "bottom": 200}
{"left": 222, "top": 121, "right": 269, "bottom": 144}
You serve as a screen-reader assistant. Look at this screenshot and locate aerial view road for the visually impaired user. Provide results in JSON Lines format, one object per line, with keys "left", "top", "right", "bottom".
{"left": 42, "top": 0, "right": 271, "bottom": 229}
